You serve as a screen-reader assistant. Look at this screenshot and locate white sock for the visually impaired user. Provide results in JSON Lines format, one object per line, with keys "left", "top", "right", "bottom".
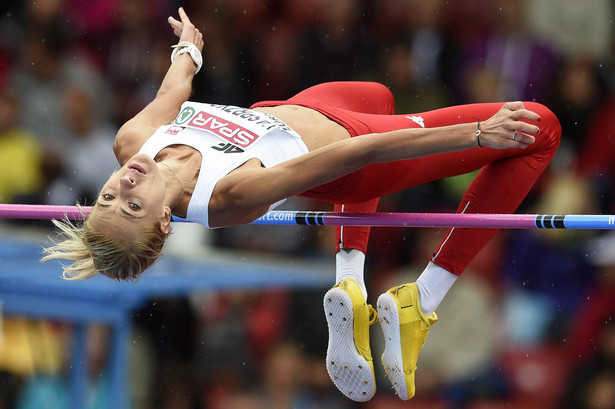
{"left": 416, "top": 261, "right": 458, "bottom": 315}
{"left": 335, "top": 249, "right": 368, "bottom": 300}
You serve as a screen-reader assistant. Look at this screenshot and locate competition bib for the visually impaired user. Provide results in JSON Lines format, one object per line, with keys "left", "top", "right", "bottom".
{"left": 173, "top": 102, "right": 299, "bottom": 150}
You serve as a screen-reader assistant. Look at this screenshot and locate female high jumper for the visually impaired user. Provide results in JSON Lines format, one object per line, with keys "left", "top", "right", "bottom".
{"left": 43, "top": 7, "right": 561, "bottom": 403}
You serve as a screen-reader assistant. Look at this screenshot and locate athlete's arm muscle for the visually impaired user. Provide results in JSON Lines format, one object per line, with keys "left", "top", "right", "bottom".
{"left": 113, "top": 8, "right": 203, "bottom": 165}
{"left": 113, "top": 83, "right": 193, "bottom": 165}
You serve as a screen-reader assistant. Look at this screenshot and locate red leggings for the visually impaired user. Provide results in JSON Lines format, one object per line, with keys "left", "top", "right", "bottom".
{"left": 251, "top": 82, "right": 561, "bottom": 275}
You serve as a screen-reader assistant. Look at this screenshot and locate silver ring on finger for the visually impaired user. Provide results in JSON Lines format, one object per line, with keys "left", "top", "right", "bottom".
{"left": 512, "top": 130, "right": 517, "bottom": 140}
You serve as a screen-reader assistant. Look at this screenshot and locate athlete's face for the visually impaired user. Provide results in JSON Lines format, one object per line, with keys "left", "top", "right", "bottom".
{"left": 91, "top": 154, "right": 171, "bottom": 239}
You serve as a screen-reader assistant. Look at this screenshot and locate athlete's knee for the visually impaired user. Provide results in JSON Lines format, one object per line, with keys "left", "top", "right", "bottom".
{"left": 362, "top": 82, "right": 394, "bottom": 114}
{"left": 526, "top": 102, "right": 561, "bottom": 153}
{"left": 378, "top": 83, "right": 395, "bottom": 114}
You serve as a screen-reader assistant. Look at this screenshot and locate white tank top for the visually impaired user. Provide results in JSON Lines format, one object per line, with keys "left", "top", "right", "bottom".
{"left": 138, "top": 101, "right": 309, "bottom": 228}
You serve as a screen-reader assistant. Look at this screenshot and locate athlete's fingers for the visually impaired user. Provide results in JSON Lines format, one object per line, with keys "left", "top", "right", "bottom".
{"left": 169, "top": 24, "right": 181, "bottom": 37}
{"left": 168, "top": 16, "right": 183, "bottom": 36}
{"left": 510, "top": 108, "right": 542, "bottom": 125}
{"left": 493, "top": 133, "right": 534, "bottom": 150}
{"left": 168, "top": 16, "right": 180, "bottom": 29}
{"left": 195, "top": 30, "right": 204, "bottom": 49}
{"left": 503, "top": 101, "right": 525, "bottom": 112}
{"left": 501, "top": 101, "right": 541, "bottom": 123}
{"left": 511, "top": 132, "right": 536, "bottom": 145}
{"left": 511, "top": 120, "right": 540, "bottom": 135}
{"left": 178, "top": 7, "right": 192, "bottom": 25}
{"left": 499, "top": 102, "right": 542, "bottom": 136}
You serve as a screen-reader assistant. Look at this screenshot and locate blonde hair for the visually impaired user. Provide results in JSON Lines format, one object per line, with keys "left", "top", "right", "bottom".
{"left": 42, "top": 215, "right": 169, "bottom": 282}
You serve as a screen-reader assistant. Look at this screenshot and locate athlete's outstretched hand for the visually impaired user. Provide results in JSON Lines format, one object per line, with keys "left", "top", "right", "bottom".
{"left": 479, "top": 102, "right": 541, "bottom": 149}
{"left": 168, "top": 7, "right": 204, "bottom": 52}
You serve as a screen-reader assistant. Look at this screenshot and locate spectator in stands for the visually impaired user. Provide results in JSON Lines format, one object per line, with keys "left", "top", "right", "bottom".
{"left": 0, "top": 89, "right": 44, "bottom": 204}
{"left": 45, "top": 83, "right": 118, "bottom": 206}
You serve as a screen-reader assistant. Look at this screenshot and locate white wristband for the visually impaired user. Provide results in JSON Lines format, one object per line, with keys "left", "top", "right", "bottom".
{"left": 171, "top": 42, "right": 202, "bottom": 74}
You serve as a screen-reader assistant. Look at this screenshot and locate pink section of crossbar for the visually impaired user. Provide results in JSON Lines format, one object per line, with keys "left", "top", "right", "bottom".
{"left": 323, "top": 212, "right": 538, "bottom": 228}
{"left": 0, "top": 204, "right": 91, "bottom": 220}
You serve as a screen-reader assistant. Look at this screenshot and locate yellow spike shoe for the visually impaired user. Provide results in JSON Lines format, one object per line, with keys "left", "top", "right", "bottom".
{"left": 324, "top": 278, "right": 379, "bottom": 402}
{"left": 377, "top": 283, "right": 438, "bottom": 400}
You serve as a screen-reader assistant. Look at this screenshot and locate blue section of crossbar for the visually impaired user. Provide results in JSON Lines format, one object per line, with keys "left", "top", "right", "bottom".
{"left": 563, "top": 214, "right": 615, "bottom": 229}
{"left": 532, "top": 214, "right": 615, "bottom": 229}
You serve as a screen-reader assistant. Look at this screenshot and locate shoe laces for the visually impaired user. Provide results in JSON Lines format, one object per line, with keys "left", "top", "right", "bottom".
{"left": 367, "top": 304, "right": 380, "bottom": 325}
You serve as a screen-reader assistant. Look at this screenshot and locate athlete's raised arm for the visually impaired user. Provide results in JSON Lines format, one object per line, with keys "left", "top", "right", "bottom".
{"left": 113, "top": 7, "right": 204, "bottom": 165}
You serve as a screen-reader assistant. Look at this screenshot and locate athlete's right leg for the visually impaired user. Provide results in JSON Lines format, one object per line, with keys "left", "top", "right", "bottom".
{"left": 323, "top": 199, "right": 380, "bottom": 402}
{"left": 285, "top": 83, "right": 392, "bottom": 402}
{"left": 283, "top": 81, "right": 393, "bottom": 300}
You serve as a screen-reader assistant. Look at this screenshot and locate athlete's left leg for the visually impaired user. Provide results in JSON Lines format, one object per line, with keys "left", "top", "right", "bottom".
{"left": 332, "top": 101, "right": 559, "bottom": 314}
{"left": 319, "top": 101, "right": 561, "bottom": 276}
{"left": 415, "top": 102, "right": 561, "bottom": 277}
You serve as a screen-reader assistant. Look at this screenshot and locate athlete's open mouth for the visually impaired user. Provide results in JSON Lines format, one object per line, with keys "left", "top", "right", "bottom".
{"left": 128, "top": 163, "right": 146, "bottom": 175}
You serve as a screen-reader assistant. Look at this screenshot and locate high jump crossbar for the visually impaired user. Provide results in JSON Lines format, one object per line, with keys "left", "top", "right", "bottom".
{"left": 1, "top": 204, "right": 615, "bottom": 229}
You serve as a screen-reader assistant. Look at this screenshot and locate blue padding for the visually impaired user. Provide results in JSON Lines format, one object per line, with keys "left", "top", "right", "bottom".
{"left": 0, "top": 232, "right": 332, "bottom": 409}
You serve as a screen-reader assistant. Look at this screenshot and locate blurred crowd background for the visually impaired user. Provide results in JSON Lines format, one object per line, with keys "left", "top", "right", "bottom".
{"left": 1, "top": 0, "right": 615, "bottom": 408}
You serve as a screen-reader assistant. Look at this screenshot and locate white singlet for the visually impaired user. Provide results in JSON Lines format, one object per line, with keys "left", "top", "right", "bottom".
{"left": 138, "top": 101, "right": 309, "bottom": 228}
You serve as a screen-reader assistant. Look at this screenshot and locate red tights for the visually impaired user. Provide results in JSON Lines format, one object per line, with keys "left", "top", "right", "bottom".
{"left": 252, "top": 82, "right": 561, "bottom": 275}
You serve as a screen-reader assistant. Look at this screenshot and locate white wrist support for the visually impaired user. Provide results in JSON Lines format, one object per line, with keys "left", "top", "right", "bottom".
{"left": 171, "top": 41, "right": 202, "bottom": 74}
